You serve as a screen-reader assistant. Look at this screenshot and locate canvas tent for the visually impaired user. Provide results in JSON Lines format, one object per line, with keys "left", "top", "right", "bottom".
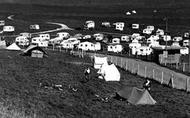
{"left": 21, "top": 45, "right": 47, "bottom": 58}
{"left": 98, "top": 63, "right": 120, "bottom": 81}
{"left": 0, "top": 40, "right": 6, "bottom": 49}
{"left": 94, "top": 56, "right": 108, "bottom": 69}
{"left": 6, "top": 43, "right": 21, "bottom": 51}
{"left": 117, "top": 87, "right": 156, "bottom": 105}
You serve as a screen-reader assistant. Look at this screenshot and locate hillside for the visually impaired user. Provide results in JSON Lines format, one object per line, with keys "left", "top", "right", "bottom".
{"left": 0, "top": 0, "right": 190, "bottom": 8}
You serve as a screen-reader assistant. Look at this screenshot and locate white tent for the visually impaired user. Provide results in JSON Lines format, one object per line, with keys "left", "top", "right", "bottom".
{"left": 6, "top": 43, "right": 21, "bottom": 51}
{"left": 98, "top": 64, "right": 120, "bottom": 81}
{"left": 94, "top": 56, "right": 108, "bottom": 69}
{"left": 0, "top": 40, "right": 6, "bottom": 49}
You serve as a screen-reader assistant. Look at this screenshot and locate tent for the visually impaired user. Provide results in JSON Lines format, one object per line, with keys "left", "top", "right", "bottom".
{"left": 6, "top": 43, "right": 21, "bottom": 50}
{"left": 98, "top": 63, "right": 120, "bottom": 81}
{"left": 0, "top": 40, "right": 6, "bottom": 49}
{"left": 94, "top": 56, "right": 108, "bottom": 69}
{"left": 22, "top": 45, "right": 47, "bottom": 58}
{"left": 117, "top": 87, "right": 156, "bottom": 105}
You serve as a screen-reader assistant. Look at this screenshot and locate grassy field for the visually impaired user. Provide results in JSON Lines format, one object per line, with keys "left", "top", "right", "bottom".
{"left": 0, "top": 50, "right": 189, "bottom": 118}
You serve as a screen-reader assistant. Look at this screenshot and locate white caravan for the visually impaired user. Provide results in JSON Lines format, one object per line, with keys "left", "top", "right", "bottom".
{"left": 113, "top": 22, "right": 125, "bottom": 31}
{"left": 107, "top": 44, "right": 123, "bottom": 53}
{"left": 15, "top": 36, "right": 29, "bottom": 46}
{"left": 137, "top": 46, "right": 152, "bottom": 56}
{"left": 78, "top": 41, "right": 101, "bottom": 51}
{"left": 85, "top": 20, "right": 95, "bottom": 29}
{"left": 57, "top": 32, "right": 70, "bottom": 39}
{"left": 3, "top": 26, "right": 15, "bottom": 32}
{"left": 30, "top": 24, "right": 40, "bottom": 30}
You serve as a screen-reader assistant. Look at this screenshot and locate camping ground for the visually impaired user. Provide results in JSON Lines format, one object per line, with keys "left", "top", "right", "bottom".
{"left": 0, "top": 50, "right": 189, "bottom": 118}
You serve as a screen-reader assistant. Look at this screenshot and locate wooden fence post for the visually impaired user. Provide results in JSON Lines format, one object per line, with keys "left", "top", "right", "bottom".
{"left": 152, "top": 69, "right": 155, "bottom": 79}
{"left": 171, "top": 74, "right": 174, "bottom": 88}
{"left": 137, "top": 63, "right": 140, "bottom": 75}
{"left": 161, "top": 71, "right": 164, "bottom": 84}
{"left": 183, "top": 63, "right": 186, "bottom": 72}
{"left": 121, "top": 57, "right": 123, "bottom": 68}
{"left": 126, "top": 60, "right": 128, "bottom": 71}
{"left": 186, "top": 78, "right": 189, "bottom": 92}
{"left": 144, "top": 66, "right": 147, "bottom": 78}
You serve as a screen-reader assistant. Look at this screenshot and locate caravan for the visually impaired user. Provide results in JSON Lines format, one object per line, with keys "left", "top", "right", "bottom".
{"left": 57, "top": 32, "right": 70, "bottom": 39}
{"left": 107, "top": 44, "right": 123, "bottom": 53}
{"left": 3, "top": 26, "right": 15, "bottom": 32}
{"left": 31, "top": 37, "right": 48, "bottom": 47}
{"left": 78, "top": 41, "right": 101, "bottom": 51}
{"left": 113, "top": 22, "right": 125, "bottom": 31}
{"left": 38, "top": 34, "right": 50, "bottom": 41}
{"left": 30, "top": 24, "right": 40, "bottom": 30}
{"left": 15, "top": 36, "right": 29, "bottom": 46}
{"left": 137, "top": 46, "right": 152, "bottom": 56}
{"left": 85, "top": 20, "right": 95, "bottom": 30}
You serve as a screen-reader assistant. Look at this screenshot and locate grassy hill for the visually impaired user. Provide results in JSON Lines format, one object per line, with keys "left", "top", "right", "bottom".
{"left": 0, "top": 0, "right": 190, "bottom": 8}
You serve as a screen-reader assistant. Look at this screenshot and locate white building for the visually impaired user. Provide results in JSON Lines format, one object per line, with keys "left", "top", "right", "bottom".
{"left": 20, "top": 32, "right": 31, "bottom": 38}
{"left": 146, "top": 26, "right": 155, "bottom": 31}
{"left": 83, "top": 35, "right": 91, "bottom": 39}
{"left": 143, "top": 29, "right": 152, "bottom": 35}
{"left": 61, "top": 38, "right": 80, "bottom": 49}
{"left": 31, "top": 37, "right": 48, "bottom": 47}
{"left": 107, "top": 44, "right": 123, "bottom": 53}
{"left": 38, "top": 34, "right": 50, "bottom": 41}
{"left": 30, "top": 24, "right": 40, "bottom": 30}
{"left": 129, "top": 42, "right": 141, "bottom": 55}
{"left": 3, "top": 26, "right": 15, "bottom": 32}
{"left": 156, "top": 29, "right": 164, "bottom": 36}
{"left": 101, "top": 22, "right": 111, "bottom": 27}
{"left": 147, "top": 35, "right": 159, "bottom": 43}
{"left": 132, "top": 24, "right": 139, "bottom": 29}
{"left": 173, "top": 37, "right": 183, "bottom": 42}
{"left": 184, "top": 32, "right": 190, "bottom": 38}
{"left": 15, "top": 36, "right": 29, "bottom": 46}
{"left": 57, "top": 32, "right": 70, "bottom": 39}
{"left": 112, "top": 38, "right": 120, "bottom": 44}
{"left": 131, "top": 33, "right": 140, "bottom": 39}
{"left": 113, "top": 22, "right": 125, "bottom": 31}
{"left": 49, "top": 37, "right": 63, "bottom": 45}
{"left": 121, "top": 35, "right": 130, "bottom": 42}
{"left": 162, "top": 35, "right": 171, "bottom": 41}
{"left": 93, "top": 33, "right": 104, "bottom": 41}
{"left": 78, "top": 42, "right": 101, "bottom": 51}
{"left": 136, "top": 46, "right": 152, "bottom": 56}
{"left": 172, "top": 42, "right": 180, "bottom": 47}
{"left": 180, "top": 47, "right": 189, "bottom": 55}
{"left": 0, "top": 20, "right": 5, "bottom": 26}
{"left": 183, "top": 40, "right": 189, "bottom": 47}
{"left": 85, "top": 20, "right": 95, "bottom": 29}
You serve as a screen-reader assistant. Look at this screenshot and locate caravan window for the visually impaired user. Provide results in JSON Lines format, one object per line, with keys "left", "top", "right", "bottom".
{"left": 85, "top": 44, "right": 88, "bottom": 47}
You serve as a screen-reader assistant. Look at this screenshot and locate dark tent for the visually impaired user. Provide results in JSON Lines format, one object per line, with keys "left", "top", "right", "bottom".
{"left": 21, "top": 45, "right": 47, "bottom": 58}
{"left": 117, "top": 87, "right": 156, "bottom": 105}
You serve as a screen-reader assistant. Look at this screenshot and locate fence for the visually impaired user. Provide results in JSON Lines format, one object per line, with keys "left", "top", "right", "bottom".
{"left": 70, "top": 50, "right": 190, "bottom": 92}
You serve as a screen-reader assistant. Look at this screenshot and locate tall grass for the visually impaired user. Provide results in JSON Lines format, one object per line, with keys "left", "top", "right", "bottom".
{"left": 0, "top": 102, "right": 36, "bottom": 118}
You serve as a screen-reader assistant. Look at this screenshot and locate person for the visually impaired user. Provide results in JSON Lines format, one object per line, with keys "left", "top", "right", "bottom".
{"left": 84, "top": 67, "right": 91, "bottom": 81}
{"left": 143, "top": 79, "right": 151, "bottom": 91}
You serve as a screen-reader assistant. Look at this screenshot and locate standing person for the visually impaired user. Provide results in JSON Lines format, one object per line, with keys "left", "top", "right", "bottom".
{"left": 84, "top": 67, "right": 91, "bottom": 82}
{"left": 143, "top": 79, "right": 151, "bottom": 91}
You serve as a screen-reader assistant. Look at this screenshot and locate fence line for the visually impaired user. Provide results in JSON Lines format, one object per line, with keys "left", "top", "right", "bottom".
{"left": 70, "top": 50, "right": 190, "bottom": 92}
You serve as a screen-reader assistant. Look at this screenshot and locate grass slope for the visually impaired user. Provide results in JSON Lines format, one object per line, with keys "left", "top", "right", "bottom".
{"left": 0, "top": 50, "right": 189, "bottom": 118}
